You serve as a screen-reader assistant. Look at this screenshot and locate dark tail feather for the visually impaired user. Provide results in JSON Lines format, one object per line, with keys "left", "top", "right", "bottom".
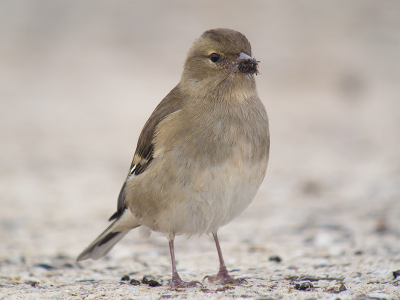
{"left": 77, "top": 210, "right": 140, "bottom": 261}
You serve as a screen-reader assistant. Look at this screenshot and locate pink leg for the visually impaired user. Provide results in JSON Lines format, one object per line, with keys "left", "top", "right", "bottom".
{"left": 203, "top": 233, "right": 246, "bottom": 284}
{"left": 169, "top": 240, "right": 201, "bottom": 288}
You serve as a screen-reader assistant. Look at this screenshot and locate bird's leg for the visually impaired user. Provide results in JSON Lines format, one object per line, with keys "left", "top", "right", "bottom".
{"left": 169, "top": 239, "right": 201, "bottom": 288}
{"left": 203, "top": 233, "right": 246, "bottom": 284}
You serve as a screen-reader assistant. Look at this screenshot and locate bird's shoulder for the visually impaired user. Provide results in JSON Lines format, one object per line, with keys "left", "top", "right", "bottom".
{"left": 133, "top": 84, "right": 184, "bottom": 173}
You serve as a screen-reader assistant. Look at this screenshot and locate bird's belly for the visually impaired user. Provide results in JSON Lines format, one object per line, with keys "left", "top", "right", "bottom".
{"left": 151, "top": 155, "right": 268, "bottom": 239}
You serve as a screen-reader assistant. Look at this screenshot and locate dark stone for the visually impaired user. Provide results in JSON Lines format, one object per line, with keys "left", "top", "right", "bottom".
{"left": 142, "top": 275, "right": 155, "bottom": 284}
{"left": 294, "top": 281, "right": 313, "bottom": 291}
{"left": 130, "top": 279, "right": 140, "bottom": 285}
{"left": 147, "top": 280, "right": 162, "bottom": 287}
{"left": 393, "top": 270, "right": 400, "bottom": 280}
{"left": 121, "top": 275, "right": 130, "bottom": 281}
{"left": 269, "top": 255, "right": 282, "bottom": 263}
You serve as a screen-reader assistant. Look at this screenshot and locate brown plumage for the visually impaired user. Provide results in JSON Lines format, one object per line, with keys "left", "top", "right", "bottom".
{"left": 77, "top": 28, "right": 270, "bottom": 287}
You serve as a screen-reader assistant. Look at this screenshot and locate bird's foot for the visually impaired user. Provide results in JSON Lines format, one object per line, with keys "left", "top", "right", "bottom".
{"left": 203, "top": 268, "right": 246, "bottom": 285}
{"left": 170, "top": 274, "right": 202, "bottom": 288}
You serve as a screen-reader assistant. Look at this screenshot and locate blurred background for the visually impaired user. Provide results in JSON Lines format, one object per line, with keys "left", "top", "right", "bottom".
{"left": 1, "top": 0, "right": 399, "bottom": 264}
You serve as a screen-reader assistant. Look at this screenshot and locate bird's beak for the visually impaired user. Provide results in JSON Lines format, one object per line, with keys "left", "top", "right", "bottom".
{"left": 231, "top": 52, "right": 259, "bottom": 75}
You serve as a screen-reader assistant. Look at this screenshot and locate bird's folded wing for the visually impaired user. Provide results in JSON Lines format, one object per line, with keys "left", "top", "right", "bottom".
{"left": 110, "top": 85, "right": 184, "bottom": 221}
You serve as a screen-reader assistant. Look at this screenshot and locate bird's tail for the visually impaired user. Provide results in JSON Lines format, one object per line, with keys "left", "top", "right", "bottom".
{"left": 76, "top": 209, "right": 140, "bottom": 261}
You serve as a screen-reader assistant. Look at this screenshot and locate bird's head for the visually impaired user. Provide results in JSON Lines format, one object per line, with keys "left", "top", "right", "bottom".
{"left": 180, "top": 28, "right": 259, "bottom": 98}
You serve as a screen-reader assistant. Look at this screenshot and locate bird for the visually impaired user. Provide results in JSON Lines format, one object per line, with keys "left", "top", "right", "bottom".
{"left": 77, "top": 28, "right": 270, "bottom": 288}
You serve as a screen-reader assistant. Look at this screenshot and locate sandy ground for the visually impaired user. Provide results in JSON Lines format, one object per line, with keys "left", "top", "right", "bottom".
{"left": 1, "top": 1, "right": 400, "bottom": 299}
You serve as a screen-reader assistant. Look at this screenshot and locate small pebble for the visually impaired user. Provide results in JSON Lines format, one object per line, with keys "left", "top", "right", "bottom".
{"left": 147, "top": 279, "right": 162, "bottom": 287}
{"left": 121, "top": 275, "right": 130, "bottom": 281}
{"left": 269, "top": 255, "right": 282, "bottom": 263}
{"left": 326, "top": 283, "right": 347, "bottom": 293}
{"left": 130, "top": 279, "right": 140, "bottom": 285}
{"left": 35, "top": 263, "right": 56, "bottom": 270}
{"left": 294, "top": 281, "right": 313, "bottom": 291}
{"left": 393, "top": 270, "right": 400, "bottom": 280}
{"left": 142, "top": 275, "right": 155, "bottom": 284}
{"left": 26, "top": 281, "right": 39, "bottom": 287}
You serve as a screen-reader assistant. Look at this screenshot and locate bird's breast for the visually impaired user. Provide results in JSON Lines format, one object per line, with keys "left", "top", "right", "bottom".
{"left": 127, "top": 97, "right": 269, "bottom": 238}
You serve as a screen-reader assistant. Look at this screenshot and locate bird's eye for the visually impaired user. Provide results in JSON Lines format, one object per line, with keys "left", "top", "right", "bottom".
{"left": 209, "top": 53, "right": 220, "bottom": 63}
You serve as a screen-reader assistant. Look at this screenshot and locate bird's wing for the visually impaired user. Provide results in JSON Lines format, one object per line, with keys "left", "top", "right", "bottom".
{"left": 109, "top": 84, "right": 184, "bottom": 221}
